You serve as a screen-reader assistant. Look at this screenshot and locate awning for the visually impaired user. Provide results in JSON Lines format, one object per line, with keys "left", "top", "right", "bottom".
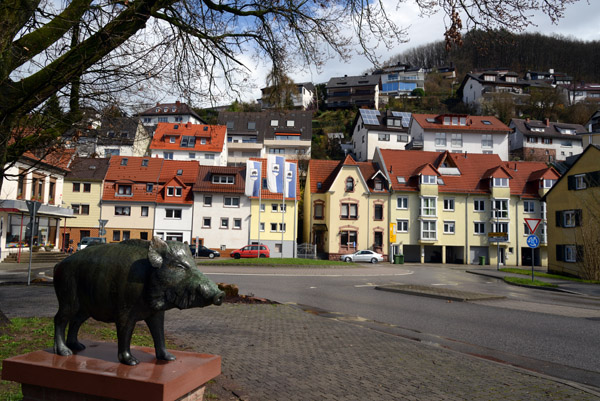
{"left": 313, "top": 224, "right": 328, "bottom": 231}
{"left": 0, "top": 200, "right": 74, "bottom": 218}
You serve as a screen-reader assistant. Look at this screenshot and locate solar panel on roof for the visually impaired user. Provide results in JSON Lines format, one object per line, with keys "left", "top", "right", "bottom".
{"left": 359, "top": 109, "right": 381, "bottom": 125}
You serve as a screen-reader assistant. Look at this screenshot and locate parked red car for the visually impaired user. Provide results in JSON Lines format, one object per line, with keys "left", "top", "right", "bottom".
{"left": 230, "top": 244, "right": 270, "bottom": 259}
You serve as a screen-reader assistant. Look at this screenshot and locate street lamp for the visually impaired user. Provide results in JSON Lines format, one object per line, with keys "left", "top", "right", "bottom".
{"left": 493, "top": 206, "right": 500, "bottom": 271}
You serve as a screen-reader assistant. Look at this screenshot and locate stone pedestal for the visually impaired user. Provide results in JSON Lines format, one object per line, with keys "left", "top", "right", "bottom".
{"left": 2, "top": 341, "right": 221, "bottom": 401}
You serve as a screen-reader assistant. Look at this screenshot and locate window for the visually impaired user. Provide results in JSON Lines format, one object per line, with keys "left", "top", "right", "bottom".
{"left": 341, "top": 203, "right": 358, "bottom": 219}
{"left": 340, "top": 230, "right": 357, "bottom": 247}
{"left": 247, "top": 122, "right": 256, "bottom": 130}
{"left": 396, "top": 220, "right": 408, "bottom": 233}
{"left": 122, "top": 231, "right": 130, "bottom": 241}
{"left": 163, "top": 152, "right": 174, "bottom": 160}
{"left": 166, "top": 209, "right": 182, "bottom": 219}
{"left": 542, "top": 179, "right": 556, "bottom": 189}
{"left": 271, "top": 203, "right": 286, "bottom": 212}
{"left": 563, "top": 210, "right": 577, "bottom": 227}
{"left": 492, "top": 222, "right": 509, "bottom": 235}
{"left": 524, "top": 201, "right": 535, "bottom": 213}
{"left": 181, "top": 136, "right": 196, "bottom": 148}
{"left": 374, "top": 204, "right": 383, "bottom": 220}
{"left": 565, "top": 245, "right": 577, "bottom": 262}
{"left": 451, "top": 133, "right": 462, "bottom": 147}
{"left": 286, "top": 120, "right": 294, "bottom": 127}
{"left": 189, "top": 153, "right": 196, "bottom": 159}
{"left": 117, "top": 185, "right": 132, "bottom": 196}
{"left": 166, "top": 187, "right": 182, "bottom": 197}
{"left": 474, "top": 222, "right": 485, "bottom": 235}
{"left": 492, "top": 199, "right": 508, "bottom": 218}
{"left": 421, "top": 220, "right": 436, "bottom": 240}
{"left": 115, "top": 206, "right": 130, "bottom": 216}
{"left": 474, "top": 199, "right": 485, "bottom": 212}
{"left": 270, "top": 223, "right": 287, "bottom": 232}
{"left": 72, "top": 204, "right": 80, "bottom": 214}
{"left": 493, "top": 177, "right": 508, "bottom": 187}
{"left": 481, "top": 134, "right": 493, "bottom": 148}
{"left": 374, "top": 180, "right": 383, "bottom": 191}
{"left": 396, "top": 196, "right": 408, "bottom": 209}
{"left": 527, "top": 136, "right": 537, "bottom": 143}
{"left": 260, "top": 204, "right": 266, "bottom": 212}
{"left": 444, "top": 221, "right": 455, "bottom": 234}
{"left": 443, "top": 198, "right": 454, "bottom": 211}
{"left": 201, "top": 138, "right": 207, "bottom": 145}
{"left": 421, "top": 175, "right": 437, "bottom": 184}
{"left": 269, "top": 148, "right": 285, "bottom": 154}
{"left": 435, "top": 133, "right": 446, "bottom": 146}
{"left": 202, "top": 217, "right": 211, "bottom": 228}
{"left": 220, "top": 218, "right": 229, "bottom": 229}
{"left": 113, "top": 231, "right": 120, "bottom": 241}
{"left": 378, "top": 133, "right": 390, "bottom": 141}
{"left": 83, "top": 183, "right": 91, "bottom": 192}
{"left": 212, "top": 175, "right": 234, "bottom": 184}
{"left": 575, "top": 174, "right": 587, "bottom": 190}
{"left": 420, "top": 197, "right": 436, "bottom": 217}
{"left": 121, "top": 158, "right": 128, "bottom": 166}
{"left": 81, "top": 205, "right": 89, "bottom": 215}
{"left": 224, "top": 197, "right": 240, "bottom": 207}
{"left": 140, "top": 232, "right": 148, "bottom": 240}
{"left": 397, "top": 134, "right": 409, "bottom": 142}
{"left": 141, "top": 206, "right": 149, "bottom": 217}
{"left": 205, "top": 154, "right": 215, "bottom": 160}
{"left": 169, "top": 136, "right": 176, "bottom": 144}
{"left": 345, "top": 177, "right": 354, "bottom": 192}
{"left": 259, "top": 222, "right": 265, "bottom": 232}
{"left": 158, "top": 117, "right": 168, "bottom": 123}
{"left": 146, "top": 183, "right": 153, "bottom": 192}
{"left": 226, "top": 121, "right": 234, "bottom": 130}
{"left": 204, "top": 195, "right": 212, "bottom": 206}
{"left": 270, "top": 120, "right": 278, "bottom": 126}
{"left": 524, "top": 223, "right": 532, "bottom": 235}
{"left": 314, "top": 203, "right": 324, "bottom": 219}
{"left": 543, "top": 138, "right": 552, "bottom": 144}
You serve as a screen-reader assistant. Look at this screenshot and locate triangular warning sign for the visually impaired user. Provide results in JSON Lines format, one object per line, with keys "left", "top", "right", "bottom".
{"left": 524, "top": 218, "right": 542, "bottom": 234}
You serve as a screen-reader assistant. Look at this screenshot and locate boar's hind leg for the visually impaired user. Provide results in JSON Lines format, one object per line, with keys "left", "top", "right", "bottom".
{"left": 145, "top": 312, "right": 175, "bottom": 362}
{"left": 54, "top": 307, "right": 74, "bottom": 356}
{"left": 66, "top": 310, "right": 90, "bottom": 352}
{"left": 116, "top": 318, "right": 139, "bottom": 365}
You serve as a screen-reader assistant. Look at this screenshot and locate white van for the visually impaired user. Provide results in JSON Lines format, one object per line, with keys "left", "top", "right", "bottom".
{"left": 77, "top": 237, "right": 107, "bottom": 251}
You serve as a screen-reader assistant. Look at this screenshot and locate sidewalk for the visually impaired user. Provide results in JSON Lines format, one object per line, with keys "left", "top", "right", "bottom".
{"left": 467, "top": 266, "right": 600, "bottom": 298}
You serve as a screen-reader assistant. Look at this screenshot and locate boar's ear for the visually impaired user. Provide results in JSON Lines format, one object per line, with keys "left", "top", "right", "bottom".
{"left": 149, "top": 236, "right": 169, "bottom": 268}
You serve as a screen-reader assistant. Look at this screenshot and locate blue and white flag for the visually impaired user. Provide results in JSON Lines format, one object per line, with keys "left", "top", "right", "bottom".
{"left": 267, "top": 155, "right": 285, "bottom": 194}
{"left": 284, "top": 161, "right": 297, "bottom": 199}
{"left": 245, "top": 160, "right": 262, "bottom": 197}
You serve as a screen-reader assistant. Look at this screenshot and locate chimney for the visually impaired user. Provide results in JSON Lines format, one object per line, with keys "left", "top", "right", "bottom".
{"left": 545, "top": 118, "right": 550, "bottom": 127}
{"left": 389, "top": 165, "right": 393, "bottom": 174}
{"left": 464, "top": 151, "right": 468, "bottom": 159}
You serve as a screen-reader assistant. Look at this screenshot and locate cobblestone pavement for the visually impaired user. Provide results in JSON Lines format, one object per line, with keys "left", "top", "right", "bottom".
{"left": 166, "top": 304, "right": 600, "bottom": 401}
{"left": 2, "top": 283, "right": 600, "bottom": 400}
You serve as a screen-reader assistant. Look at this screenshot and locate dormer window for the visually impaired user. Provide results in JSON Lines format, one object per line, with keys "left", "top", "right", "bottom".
{"left": 374, "top": 180, "right": 383, "bottom": 191}
{"left": 167, "top": 186, "right": 183, "bottom": 196}
{"left": 421, "top": 175, "right": 437, "bottom": 184}
{"left": 271, "top": 120, "right": 278, "bottom": 126}
{"left": 141, "top": 159, "right": 149, "bottom": 167}
{"left": 248, "top": 121, "right": 256, "bottom": 130}
{"left": 212, "top": 175, "right": 234, "bottom": 184}
{"left": 226, "top": 121, "right": 234, "bottom": 129}
{"left": 155, "top": 107, "right": 160, "bottom": 112}
{"left": 443, "top": 117, "right": 450, "bottom": 125}
{"left": 169, "top": 136, "right": 176, "bottom": 143}
{"left": 117, "top": 184, "right": 132, "bottom": 196}
{"left": 201, "top": 138, "right": 207, "bottom": 145}
{"left": 541, "top": 179, "right": 556, "bottom": 189}
{"left": 492, "top": 177, "right": 509, "bottom": 187}
{"left": 181, "top": 136, "right": 195, "bottom": 148}
{"left": 120, "top": 158, "right": 128, "bottom": 166}
{"left": 345, "top": 177, "right": 354, "bottom": 192}
{"left": 317, "top": 182, "right": 322, "bottom": 190}
{"left": 163, "top": 107, "right": 168, "bottom": 112}
{"left": 171, "top": 107, "right": 177, "bottom": 112}
{"left": 146, "top": 183, "right": 153, "bottom": 192}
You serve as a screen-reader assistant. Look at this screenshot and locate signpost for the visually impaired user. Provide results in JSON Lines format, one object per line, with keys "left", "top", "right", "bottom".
{"left": 525, "top": 218, "right": 542, "bottom": 282}
{"left": 26, "top": 201, "right": 41, "bottom": 286}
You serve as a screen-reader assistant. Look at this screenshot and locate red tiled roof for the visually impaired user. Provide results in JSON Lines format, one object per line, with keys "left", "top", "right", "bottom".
{"left": 307, "top": 158, "right": 387, "bottom": 194}
{"left": 158, "top": 160, "right": 200, "bottom": 184}
{"left": 379, "top": 149, "right": 560, "bottom": 197}
{"left": 150, "top": 123, "right": 226, "bottom": 152}
{"left": 22, "top": 148, "right": 76, "bottom": 171}
{"left": 411, "top": 114, "right": 510, "bottom": 133}
{"left": 157, "top": 176, "right": 194, "bottom": 205}
{"left": 193, "top": 166, "right": 246, "bottom": 194}
{"left": 103, "top": 156, "right": 163, "bottom": 202}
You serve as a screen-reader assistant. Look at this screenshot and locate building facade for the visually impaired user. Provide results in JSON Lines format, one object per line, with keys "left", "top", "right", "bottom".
{"left": 325, "top": 75, "right": 381, "bottom": 109}
{"left": 351, "top": 109, "right": 412, "bottom": 161}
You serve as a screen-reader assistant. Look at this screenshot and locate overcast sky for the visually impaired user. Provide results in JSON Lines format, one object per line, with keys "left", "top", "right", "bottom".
{"left": 238, "top": 0, "right": 599, "bottom": 104}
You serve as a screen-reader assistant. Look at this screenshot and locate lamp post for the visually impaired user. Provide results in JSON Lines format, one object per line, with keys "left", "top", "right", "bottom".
{"left": 493, "top": 206, "right": 500, "bottom": 271}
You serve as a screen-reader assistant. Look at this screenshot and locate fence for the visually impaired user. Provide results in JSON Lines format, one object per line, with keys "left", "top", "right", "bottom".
{"left": 297, "top": 243, "right": 317, "bottom": 259}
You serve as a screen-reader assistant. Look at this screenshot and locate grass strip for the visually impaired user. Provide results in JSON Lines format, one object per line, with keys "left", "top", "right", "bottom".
{"left": 503, "top": 276, "right": 558, "bottom": 288}
{"left": 500, "top": 268, "right": 600, "bottom": 284}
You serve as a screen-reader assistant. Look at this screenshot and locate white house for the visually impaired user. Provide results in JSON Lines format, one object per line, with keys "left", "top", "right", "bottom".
{"left": 138, "top": 101, "right": 205, "bottom": 127}
{"left": 149, "top": 122, "right": 228, "bottom": 166}
{"left": 191, "top": 166, "right": 251, "bottom": 253}
{"left": 351, "top": 109, "right": 412, "bottom": 161}
{"left": 408, "top": 113, "right": 511, "bottom": 160}
{"left": 459, "top": 70, "right": 530, "bottom": 113}
{"left": 509, "top": 118, "right": 586, "bottom": 162}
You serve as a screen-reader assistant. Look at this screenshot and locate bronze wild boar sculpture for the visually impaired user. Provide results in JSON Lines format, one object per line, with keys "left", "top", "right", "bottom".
{"left": 53, "top": 237, "right": 224, "bottom": 365}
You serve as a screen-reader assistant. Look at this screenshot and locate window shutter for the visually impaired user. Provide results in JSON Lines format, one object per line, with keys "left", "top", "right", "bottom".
{"left": 555, "top": 211, "right": 562, "bottom": 227}
{"left": 556, "top": 245, "right": 564, "bottom": 262}
{"left": 575, "top": 209, "right": 583, "bottom": 226}
{"left": 576, "top": 245, "right": 584, "bottom": 263}
{"left": 587, "top": 171, "right": 600, "bottom": 187}
{"left": 567, "top": 175, "right": 576, "bottom": 190}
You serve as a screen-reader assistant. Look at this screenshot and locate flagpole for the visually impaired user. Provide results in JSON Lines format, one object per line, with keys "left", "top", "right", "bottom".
{"left": 281, "top": 195, "right": 285, "bottom": 258}
{"left": 258, "top": 176, "right": 262, "bottom": 258}
{"left": 293, "top": 197, "right": 297, "bottom": 258}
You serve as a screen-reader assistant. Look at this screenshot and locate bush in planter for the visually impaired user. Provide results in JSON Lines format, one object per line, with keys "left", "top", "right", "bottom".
{"left": 32, "top": 245, "right": 41, "bottom": 252}
{"left": 45, "top": 245, "right": 54, "bottom": 251}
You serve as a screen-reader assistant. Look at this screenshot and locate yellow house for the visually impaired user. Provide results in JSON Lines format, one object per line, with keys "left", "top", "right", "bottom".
{"left": 374, "top": 149, "right": 560, "bottom": 266}
{"left": 304, "top": 155, "right": 389, "bottom": 260}
{"left": 249, "top": 158, "right": 300, "bottom": 258}
{"left": 543, "top": 144, "right": 600, "bottom": 279}
{"left": 61, "top": 157, "right": 110, "bottom": 250}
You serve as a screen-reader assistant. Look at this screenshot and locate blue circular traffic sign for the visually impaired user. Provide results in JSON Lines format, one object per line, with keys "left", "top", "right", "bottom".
{"left": 527, "top": 235, "right": 539, "bottom": 248}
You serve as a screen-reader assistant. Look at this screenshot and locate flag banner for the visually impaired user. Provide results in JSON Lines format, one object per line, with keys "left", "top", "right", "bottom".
{"left": 267, "top": 155, "right": 285, "bottom": 194}
{"left": 284, "top": 161, "right": 297, "bottom": 198}
{"left": 245, "top": 160, "right": 262, "bottom": 197}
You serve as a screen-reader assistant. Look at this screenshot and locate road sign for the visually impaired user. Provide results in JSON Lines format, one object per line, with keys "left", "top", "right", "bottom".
{"left": 524, "top": 218, "right": 542, "bottom": 234}
{"left": 527, "top": 235, "right": 539, "bottom": 248}
{"left": 26, "top": 200, "right": 41, "bottom": 216}
{"left": 98, "top": 229, "right": 106, "bottom": 236}
{"left": 389, "top": 223, "right": 396, "bottom": 243}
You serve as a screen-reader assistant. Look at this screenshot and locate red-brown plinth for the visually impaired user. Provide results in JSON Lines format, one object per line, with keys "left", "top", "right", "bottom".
{"left": 2, "top": 341, "right": 221, "bottom": 401}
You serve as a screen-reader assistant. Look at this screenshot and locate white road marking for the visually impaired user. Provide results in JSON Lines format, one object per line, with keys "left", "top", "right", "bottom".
{"left": 205, "top": 271, "right": 414, "bottom": 278}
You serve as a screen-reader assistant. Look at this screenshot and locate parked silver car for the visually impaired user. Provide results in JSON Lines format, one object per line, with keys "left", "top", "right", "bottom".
{"left": 340, "top": 250, "right": 383, "bottom": 264}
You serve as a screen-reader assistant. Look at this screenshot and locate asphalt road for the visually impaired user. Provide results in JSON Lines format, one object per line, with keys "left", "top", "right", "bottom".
{"left": 200, "top": 263, "right": 600, "bottom": 384}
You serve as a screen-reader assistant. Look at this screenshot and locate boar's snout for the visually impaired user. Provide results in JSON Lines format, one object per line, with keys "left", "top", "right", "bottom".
{"left": 213, "top": 291, "right": 225, "bottom": 306}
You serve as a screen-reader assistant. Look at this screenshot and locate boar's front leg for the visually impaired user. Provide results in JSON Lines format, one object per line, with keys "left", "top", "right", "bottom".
{"left": 116, "top": 316, "right": 139, "bottom": 365}
{"left": 145, "top": 311, "right": 175, "bottom": 362}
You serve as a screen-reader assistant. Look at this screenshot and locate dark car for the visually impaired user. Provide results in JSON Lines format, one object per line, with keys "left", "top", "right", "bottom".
{"left": 189, "top": 245, "right": 220, "bottom": 259}
{"left": 230, "top": 244, "right": 270, "bottom": 259}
